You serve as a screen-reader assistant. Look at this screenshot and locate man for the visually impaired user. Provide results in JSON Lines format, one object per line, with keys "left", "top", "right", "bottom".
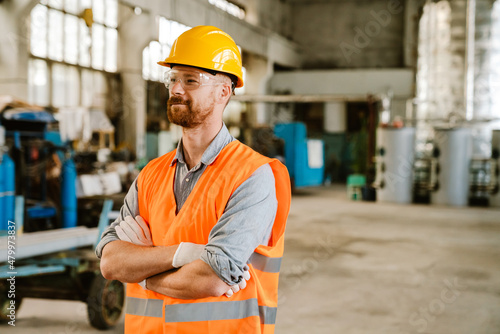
{"left": 96, "top": 25, "right": 291, "bottom": 334}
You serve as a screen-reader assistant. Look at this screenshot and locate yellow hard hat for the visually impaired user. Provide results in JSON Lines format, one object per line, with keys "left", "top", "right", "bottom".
{"left": 158, "top": 25, "right": 244, "bottom": 88}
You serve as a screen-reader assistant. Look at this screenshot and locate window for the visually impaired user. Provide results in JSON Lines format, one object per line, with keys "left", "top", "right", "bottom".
{"left": 208, "top": 0, "right": 245, "bottom": 20}
{"left": 416, "top": 1, "right": 454, "bottom": 121}
{"left": 28, "top": 0, "right": 118, "bottom": 108}
{"left": 473, "top": 1, "right": 500, "bottom": 120}
{"left": 416, "top": 1, "right": 500, "bottom": 120}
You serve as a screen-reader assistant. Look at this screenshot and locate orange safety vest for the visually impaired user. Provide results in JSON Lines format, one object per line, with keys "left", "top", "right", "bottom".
{"left": 125, "top": 140, "right": 291, "bottom": 334}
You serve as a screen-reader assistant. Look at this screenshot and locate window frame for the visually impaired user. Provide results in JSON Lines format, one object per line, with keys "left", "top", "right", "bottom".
{"left": 28, "top": 0, "right": 119, "bottom": 109}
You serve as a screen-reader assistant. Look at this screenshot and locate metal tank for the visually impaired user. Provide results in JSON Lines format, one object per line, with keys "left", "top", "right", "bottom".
{"left": 0, "top": 154, "right": 4, "bottom": 230}
{"left": 0, "top": 126, "right": 4, "bottom": 230}
{"left": 61, "top": 156, "right": 78, "bottom": 228}
{"left": 0, "top": 126, "right": 15, "bottom": 231}
{"left": 2, "top": 152, "right": 15, "bottom": 227}
{"left": 490, "top": 130, "right": 500, "bottom": 207}
{"left": 430, "top": 127, "right": 472, "bottom": 206}
{"left": 374, "top": 127, "right": 416, "bottom": 204}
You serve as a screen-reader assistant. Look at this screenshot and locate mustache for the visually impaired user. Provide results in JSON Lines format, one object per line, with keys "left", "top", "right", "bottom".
{"left": 168, "top": 97, "right": 189, "bottom": 104}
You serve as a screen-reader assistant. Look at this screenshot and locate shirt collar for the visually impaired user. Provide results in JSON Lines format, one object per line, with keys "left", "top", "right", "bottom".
{"left": 170, "top": 123, "right": 235, "bottom": 167}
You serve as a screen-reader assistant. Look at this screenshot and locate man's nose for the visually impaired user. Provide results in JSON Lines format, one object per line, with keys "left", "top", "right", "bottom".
{"left": 170, "top": 80, "right": 185, "bottom": 94}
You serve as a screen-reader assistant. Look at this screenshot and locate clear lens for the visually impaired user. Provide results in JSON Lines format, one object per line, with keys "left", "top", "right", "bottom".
{"left": 164, "top": 69, "right": 221, "bottom": 90}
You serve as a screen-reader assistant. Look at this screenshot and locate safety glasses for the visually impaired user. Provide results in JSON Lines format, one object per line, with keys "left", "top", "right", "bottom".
{"left": 163, "top": 69, "right": 223, "bottom": 90}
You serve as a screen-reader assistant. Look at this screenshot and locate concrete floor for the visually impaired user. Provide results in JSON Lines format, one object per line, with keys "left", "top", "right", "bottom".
{"left": 3, "top": 186, "right": 500, "bottom": 333}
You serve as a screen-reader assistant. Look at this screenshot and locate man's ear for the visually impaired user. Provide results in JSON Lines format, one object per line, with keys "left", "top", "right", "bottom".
{"left": 216, "top": 83, "right": 232, "bottom": 104}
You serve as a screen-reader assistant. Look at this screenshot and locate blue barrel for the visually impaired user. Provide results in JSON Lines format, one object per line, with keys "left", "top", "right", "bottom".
{"left": 3, "top": 152, "right": 15, "bottom": 226}
{"left": 61, "top": 157, "right": 78, "bottom": 228}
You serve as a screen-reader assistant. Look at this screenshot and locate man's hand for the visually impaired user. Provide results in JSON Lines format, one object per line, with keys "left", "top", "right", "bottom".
{"left": 115, "top": 215, "right": 153, "bottom": 247}
{"left": 225, "top": 266, "right": 251, "bottom": 297}
{"left": 172, "top": 242, "right": 206, "bottom": 268}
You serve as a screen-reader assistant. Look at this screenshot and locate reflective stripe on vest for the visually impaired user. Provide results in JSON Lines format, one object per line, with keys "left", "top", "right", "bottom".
{"left": 126, "top": 297, "right": 163, "bottom": 318}
{"left": 249, "top": 252, "right": 282, "bottom": 273}
{"left": 127, "top": 297, "right": 277, "bottom": 324}
{"left": 259, "top": 305, "right": 278, "bottom": 325}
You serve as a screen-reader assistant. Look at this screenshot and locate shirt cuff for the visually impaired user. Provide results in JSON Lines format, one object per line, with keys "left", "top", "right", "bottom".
{"left": 95, "top": 230, "right": 120, "bottom": 258}
{"left": 200, "top": 247, "right": 245, "bottom": 286}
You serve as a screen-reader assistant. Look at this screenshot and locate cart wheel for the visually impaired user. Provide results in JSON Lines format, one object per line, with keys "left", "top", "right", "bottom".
{"left": 0, "top": 282, "right": 22, "bottom": 322}
{"left": 87, "top": 273, "right": 125, "bottom": 330}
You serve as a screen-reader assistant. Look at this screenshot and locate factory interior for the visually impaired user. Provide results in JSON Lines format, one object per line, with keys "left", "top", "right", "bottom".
{"left": 1, "top": 0, "right": 500, "bottom": 333}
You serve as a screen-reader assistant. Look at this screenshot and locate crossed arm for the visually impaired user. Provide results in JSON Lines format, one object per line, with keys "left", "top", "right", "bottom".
{"left": 97, "top": 178, "right": 230, "bottom": 299}
{"left": 100, "top": 240, "right": 230, "bottom": 299}
{"left": 98, "top": 164, "right": 277, "bottom": 300}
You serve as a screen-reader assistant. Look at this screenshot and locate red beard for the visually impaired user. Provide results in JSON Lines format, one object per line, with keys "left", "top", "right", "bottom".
{"left": 167, "top": 96, "right": 212, "bottom": 128}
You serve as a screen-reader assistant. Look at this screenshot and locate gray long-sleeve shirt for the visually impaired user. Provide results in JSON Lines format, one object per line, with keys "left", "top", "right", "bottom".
{"left": 95, "top": 123, "right": 278, "bottom": 285}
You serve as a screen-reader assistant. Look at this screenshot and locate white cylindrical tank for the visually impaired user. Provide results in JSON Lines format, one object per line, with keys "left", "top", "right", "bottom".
{"left": 324, "top": 102, "right": 346, "bottom": 133}
{"left": 431, "top": 127, "right": 472, "bottom": 206}
{"left": 375, "top": 127, "right": 416, "bottom": 204}
{"left": 490, "top": 130, "right": 500, "bottom": 207}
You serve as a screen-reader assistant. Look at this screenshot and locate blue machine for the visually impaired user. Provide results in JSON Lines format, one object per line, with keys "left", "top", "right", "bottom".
{"left": 1, "top": 109, "right": 74, "bottom": 231}
{"left": 274, "top": 122, "right": 325, "bottom": 188}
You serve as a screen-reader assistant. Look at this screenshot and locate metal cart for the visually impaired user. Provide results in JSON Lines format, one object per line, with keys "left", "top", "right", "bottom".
{"left": 0, "top": 199, "right": 125, "bottom": 330}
